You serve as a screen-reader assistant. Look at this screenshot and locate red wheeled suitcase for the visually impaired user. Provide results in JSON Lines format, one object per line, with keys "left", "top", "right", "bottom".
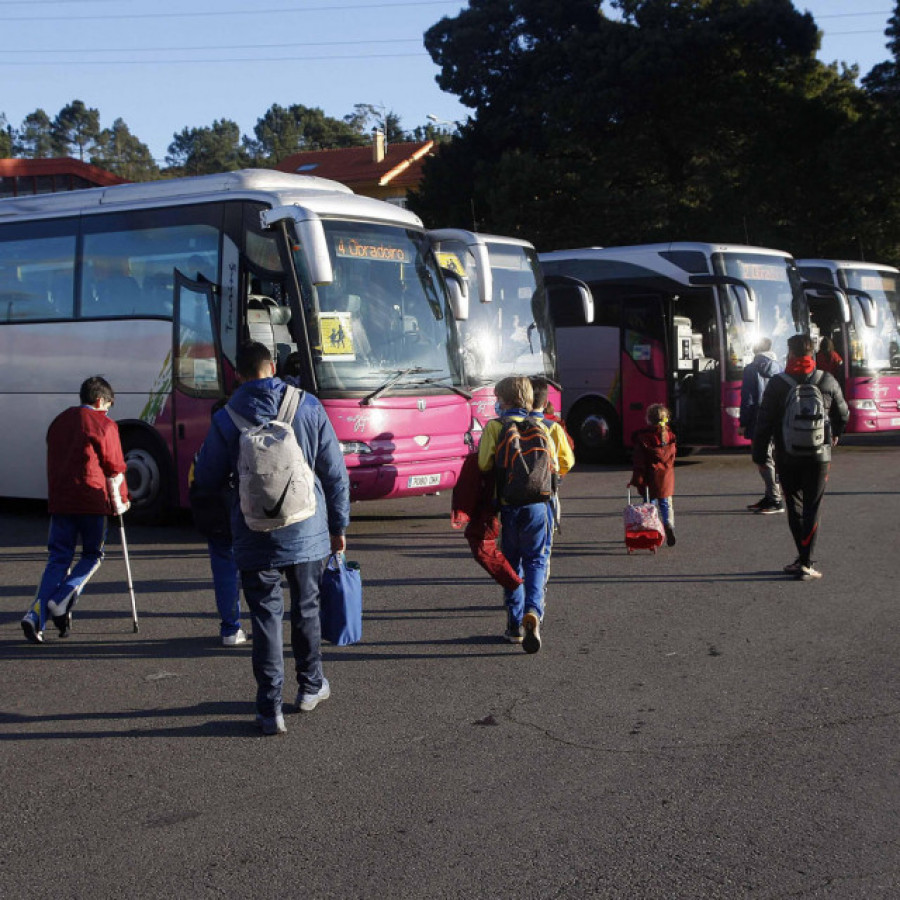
{"left": 624, "top": 486, "right": 665, "bottom": 553}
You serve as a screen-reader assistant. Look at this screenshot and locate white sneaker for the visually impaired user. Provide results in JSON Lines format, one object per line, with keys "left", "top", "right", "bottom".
{"left": 222, "top": 628, "right": 248, "bottom": 647}
{"left": 297, "top": 678, "right": 330, "bottom": 712}
{"left": 798, "top": 565, "right": 823, "bottom": 581}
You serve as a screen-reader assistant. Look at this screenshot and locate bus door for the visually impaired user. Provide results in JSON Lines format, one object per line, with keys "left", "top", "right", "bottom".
{"left": 620, "top": 293, "right": 668, "bottom": 442}
{"left": 670, "top": 289, "right": 720, "bottom": 445}
{"left": 172, "top": 272, "right": 224, "bottom": 506}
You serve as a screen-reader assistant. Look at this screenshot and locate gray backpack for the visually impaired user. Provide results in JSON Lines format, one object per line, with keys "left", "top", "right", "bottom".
{"left": 779, "top": 371, "right": 827, "bottom": 457}
{"left": 226, "top": 385, "right": 316, "bottom": 531}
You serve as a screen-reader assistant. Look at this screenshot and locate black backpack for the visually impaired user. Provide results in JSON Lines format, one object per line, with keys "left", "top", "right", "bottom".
{"left": 494, "top": 417, "right": 554, "bottom": 506}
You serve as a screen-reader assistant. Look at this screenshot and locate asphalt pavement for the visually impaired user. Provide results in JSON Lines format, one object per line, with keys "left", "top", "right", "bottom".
{"left": 1, "top": 435, "right": 898, "bottom": 899}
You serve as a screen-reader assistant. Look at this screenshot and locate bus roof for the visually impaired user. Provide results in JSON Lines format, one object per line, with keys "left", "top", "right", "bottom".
{"left": 796, "top": 258, "right": 900, "bottom": 275}
{"left": 540, "top": 242, "right": 794, "bottom": 262}
{"left": 0, "top": 168, "right": 425, "bottom": 229}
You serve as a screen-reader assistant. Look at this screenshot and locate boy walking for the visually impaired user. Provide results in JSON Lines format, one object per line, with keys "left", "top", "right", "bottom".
{"left": 192, "top": 341, "right": 350, "bottom": 735}
{"left": 479, "top": 376, "right": 557, "bottom": 653}
{"left": 21, "top": 376, "right": 130, "bottom": 644}
{"left": 752, "top": 334, "right": 849, "bottom": 581}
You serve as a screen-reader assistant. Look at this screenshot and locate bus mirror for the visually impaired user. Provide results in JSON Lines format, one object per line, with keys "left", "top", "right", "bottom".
{"left": 261, "top": 205, "right": 334, "bottom": 285}
{"left": 545, "top": 277, "right": 594, "bottom": 325}
{"left": 442, "top": 269, "right": 469, "bottom": 321}
{"left": 802, "top": 280, "right": 851, "bottom": 323}
{"left": 731, "top": 285, "right": 756, "bottom": 323}
{"left": 689, "top": 274, "right": 757, "bottom": 322}
{"left": 428, "top": 228, "right": 493, "bottom": 302}
{"left": 848, "top": 289, "right": 878, "bottom": 328}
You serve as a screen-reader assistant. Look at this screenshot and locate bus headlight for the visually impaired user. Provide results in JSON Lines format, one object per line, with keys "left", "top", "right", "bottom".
{"left": 339, "top": 441, "right": 373, "bottom": 455}
{"left": 725, "top": 407, "right": 741, "bottom": 418}
{"left": 849, "top": 399, "right": 877, "bottom": 411}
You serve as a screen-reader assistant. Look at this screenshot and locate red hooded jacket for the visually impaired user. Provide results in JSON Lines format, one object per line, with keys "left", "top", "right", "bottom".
{"left": 46, "top": 406, "right": 128, "bottom": 515}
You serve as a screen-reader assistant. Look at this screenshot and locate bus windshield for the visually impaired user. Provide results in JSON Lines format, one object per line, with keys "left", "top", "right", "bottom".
{"left": 460, "top": 242, "right": 556, "bottom": 386}
{"left": 843, "top": 268, "right": 900, "bottom": 374}
{"left": 300, "top": 222, "right": 461, "bottom": 392}
{"left": 717, "top": 252, "right": 804, "bottom": 376}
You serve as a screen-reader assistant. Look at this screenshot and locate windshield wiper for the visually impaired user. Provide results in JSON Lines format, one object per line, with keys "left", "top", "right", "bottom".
{"left": 414, "top": 374, "right": 473, "bottom": 400}
{"left": 360, "top": 367, "right": 441, "bottom": 405}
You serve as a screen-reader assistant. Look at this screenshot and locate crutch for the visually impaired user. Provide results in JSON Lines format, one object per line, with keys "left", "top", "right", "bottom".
{"left": 117, "top": 513, "right": 139, "bottom": 633}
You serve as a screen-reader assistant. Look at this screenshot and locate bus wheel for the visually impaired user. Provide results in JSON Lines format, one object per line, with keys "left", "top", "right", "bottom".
{"left": 569, "top": 400, "right": 621, "bottom": 464}
{"left": 122, "top": 431, "right": 171, "bottom": 525}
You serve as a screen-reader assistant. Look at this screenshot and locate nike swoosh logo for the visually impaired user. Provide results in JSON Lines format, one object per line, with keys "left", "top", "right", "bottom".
{"left": 263, "top": 477, "right": 293, "bottom": 518}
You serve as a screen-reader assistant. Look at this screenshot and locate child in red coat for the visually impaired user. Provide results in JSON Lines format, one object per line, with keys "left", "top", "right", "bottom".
{"left": 630, "top": 403, "right": 677, "bottom": 546}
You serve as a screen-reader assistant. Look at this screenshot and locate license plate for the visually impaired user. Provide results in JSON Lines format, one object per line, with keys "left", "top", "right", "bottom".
{"left": 408, "top": 473, "right": 441, "bottom": 489}
{"left": 891, "top": 417, "right": 900, "bottom": 427}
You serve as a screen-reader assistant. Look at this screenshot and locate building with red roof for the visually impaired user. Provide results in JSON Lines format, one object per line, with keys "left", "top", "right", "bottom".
{"left": 0, "top": 157, "right": 127, "bottom": 198}
{"left": 275, "top": 131, "right": 434, "bottom": 208}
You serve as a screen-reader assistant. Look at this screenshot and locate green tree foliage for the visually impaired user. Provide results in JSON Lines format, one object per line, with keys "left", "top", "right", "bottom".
{"left": 166, "top": 119, "right": 248, "bottom": 176}
{"left": 91, "top": 118, "right": 159, "bottom": 182}
{"left": 15, "top": 109, "right": 55, "bottom": 159}
{"left": 0, "top": 114, "right": 12, "bottom": 157}
{"left": 245, "top": 103, "right": 369, "bottom": 164}
{"left": 52, "top": 100, "right": 102, "bottom": 161}
{"left": 413, "top": 0, "right": 869, "bottom": 260}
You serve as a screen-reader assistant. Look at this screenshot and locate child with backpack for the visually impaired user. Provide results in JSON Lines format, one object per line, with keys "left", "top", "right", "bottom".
{"left": 629, "top": 404, "right": 677, "bottom": 547}
{"left": 752, "top": 333, "right": 849, "bottom": 581}
{"left": 478, "top": 376, "right": 558, "bottom": 653}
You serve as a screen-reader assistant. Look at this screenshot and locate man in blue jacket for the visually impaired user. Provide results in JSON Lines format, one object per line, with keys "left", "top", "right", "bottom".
{"left": 193, "top": 341, "right": 350, "bottom": 735}
{"left": 740, "top": 337, "right": 784, "bottom": 514}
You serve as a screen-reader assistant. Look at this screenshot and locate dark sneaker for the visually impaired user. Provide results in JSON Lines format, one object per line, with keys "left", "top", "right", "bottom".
{"left": 798, "top": 565, "right": 823, "bottom": 581}
{"left": 522, "top": 611, "right": 541, "bottom": 654}
{"left": 755, "top": 498, "right": 785, "bottom": 515}
{"left": 746, "top": 497, "right": 768, "bottom": 511}
{"left": 296, "top": 678, "right": 331, "bottom": 713}
{"left": 504, "top": 625, "right": 523, "bottom": 644}
{"left": 53, "top": 612, "right": 72, "bottom": 638}
{"left": 783, "top": 558, "right": 803, "bottom": 576}
{"left": 665, "top": 525, "right": 676, "bottom": 547}
{"left": 255, "top": 713, "right": 287, "bottom": 735}
{"left": 21, "top": 615, "right": 43, "bottom": 644}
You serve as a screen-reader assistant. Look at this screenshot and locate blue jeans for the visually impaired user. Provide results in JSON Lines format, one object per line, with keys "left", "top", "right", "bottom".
{"left": 208, "top": 538, "right": 241, "bottom": 637}
{"left": 27, "top": 514, "right": 107, "bottom": 629}
{"left": 655, "top": 497, "right": 674, "bottom": 528}
{"left": 241, "top": 558, "right": 327, "bottom": 718}
{"left": 500, "top": 502, "right": 553, "bottom": 625}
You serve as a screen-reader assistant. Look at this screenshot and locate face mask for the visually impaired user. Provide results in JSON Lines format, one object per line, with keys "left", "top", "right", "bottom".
{"left": 494, "top": 401, "right": 503, "bottom": 417}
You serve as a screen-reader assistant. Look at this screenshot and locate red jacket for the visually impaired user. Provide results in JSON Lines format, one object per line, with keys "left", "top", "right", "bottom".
{"left": 630, "top": 426, "right": 676, "bottom": 500}
{"left": 46, "top": 406, "right": 128, "bottom": 515}
{"left": 451, "top": 454, "right": 523, "bottom": 591}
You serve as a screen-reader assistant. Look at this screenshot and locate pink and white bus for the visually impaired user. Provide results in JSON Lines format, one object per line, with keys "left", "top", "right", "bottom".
{"left": 428, "top": 230, "right": 560, "bottom": 439}
{"left": 0, "top": 169, "right": 472, "bottom": 521}
{"left": 539, "top": 243, "right": 810, "bottom": 461}
{"left": 797, "top": 259, "right": 900, "bottom": 434}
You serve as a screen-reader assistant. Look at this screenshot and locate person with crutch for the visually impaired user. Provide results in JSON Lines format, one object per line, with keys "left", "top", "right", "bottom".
{"left": 21, "top": 375, "right": 131, "bottom": 644}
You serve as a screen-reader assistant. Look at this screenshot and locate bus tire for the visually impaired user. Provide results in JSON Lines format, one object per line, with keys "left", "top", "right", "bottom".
{"left": 568, "top": 399, "right": 622, "bottom": 464}
{"left": 121, "top": 428, "right": 173, "bottom": 525}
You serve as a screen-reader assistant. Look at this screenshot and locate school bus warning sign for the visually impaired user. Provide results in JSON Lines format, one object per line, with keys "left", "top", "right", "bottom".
{"left": 319, "top": 311, "right": 356, "bottom": 361}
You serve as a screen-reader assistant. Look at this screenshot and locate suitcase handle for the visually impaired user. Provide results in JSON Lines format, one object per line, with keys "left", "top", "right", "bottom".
{"left": 627, "top": 485, "right": 651, "bottom": 504}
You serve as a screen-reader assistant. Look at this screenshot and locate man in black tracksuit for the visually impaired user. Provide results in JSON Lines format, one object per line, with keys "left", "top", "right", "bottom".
{"left": 752, "top": 333, "right": 849, "bottom": 581}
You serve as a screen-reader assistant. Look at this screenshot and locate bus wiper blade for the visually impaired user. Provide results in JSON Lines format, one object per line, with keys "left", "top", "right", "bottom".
{"left": 414, "top": 374, "right": 473, "bottom": 400}
{"left": 360, "top": 367, "right": 440, "bottom": 405}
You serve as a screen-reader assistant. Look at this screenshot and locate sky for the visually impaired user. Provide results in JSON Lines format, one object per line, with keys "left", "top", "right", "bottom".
{"left": 0, "top": 1, "right": 896, "bottom": 166}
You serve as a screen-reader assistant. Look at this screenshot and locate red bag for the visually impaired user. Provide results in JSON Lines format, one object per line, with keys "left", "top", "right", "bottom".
{"left": 624, "top": 486, "right": 665, "bottom": 553}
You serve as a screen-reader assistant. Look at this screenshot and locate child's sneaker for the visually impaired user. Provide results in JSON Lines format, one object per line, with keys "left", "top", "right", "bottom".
{"left": 255, "top": 712, "right": 287, "bottom": 735}
{"left": 522, "top": 611, "right": 541, "bottom": 654}
{"left": 53, "top": 612, "right": 72, "bottom": 638}
{"left": 296, "top": 677, "right": 330, "bottom": 712}
{"left": 665, "top": 525, "right": 676, "bottom": 547}
{"left": 21, "top": 614, "right": 43, "bottom": 644}
{"left": 222, "top": 628, "right": 248, "bottom": 647}
{"left": 504, "top": 624, "right": 523, "bottom": 644}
